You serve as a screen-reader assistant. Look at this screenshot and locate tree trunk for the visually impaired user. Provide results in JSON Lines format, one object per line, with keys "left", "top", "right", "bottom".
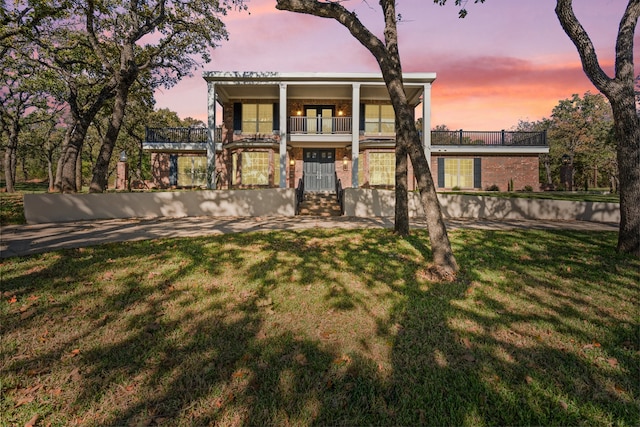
{"left": 3, "top": 121, "right": 19, "bottom": 193}
{"left": 394, "top": 142, "right": 409, "bottom": 236}
{"left": 90, "top": 79, "right": 132, "bottom": 192}
{"left": 611, "top": 98, "right": 640, "bottom": 255}
{"left": 57, "top": 120, "right": 90, "bottom": 193}
{"left": 75, "top": 147, "right": 82, "bottom": 191}
{"left": 88, "top": 35, "right": 139, "bottom": 193}
{"left": 396, "top": 102, "right": 458, "bottom": 273}
{"left": 276, "top": 0, "right": 458, "bottom": 274}
{"left": 555, "top": 0, "right": 639, "bottom": 256}
{"left": 3, "top": 146, "right": 15, "bottom": 193}
{"left": 47, "top": 155, "right": 54, "bottom": 191}
{"left": 543, "top": 154, "right": 553, "bottom": 187}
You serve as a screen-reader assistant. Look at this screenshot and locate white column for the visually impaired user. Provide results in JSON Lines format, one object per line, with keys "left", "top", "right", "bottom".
{"left": 207, "top": 81, "right": 217, "bottom": 189}
{"left": 279, "top": 83, "right": 287, "bottom": 188}
{"left": 351, "top": 83, "right": 360, "bottom": 188}
{"left": 422, "top": 83, "right": 431, "bottom": 169}
{"left": 422, "top": 83, "right": 432, "bottom": 168}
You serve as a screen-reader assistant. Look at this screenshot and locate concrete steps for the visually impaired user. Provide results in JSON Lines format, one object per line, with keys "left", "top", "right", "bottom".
{"left": 298, "top": 192, "right": 342, "bottom": 216}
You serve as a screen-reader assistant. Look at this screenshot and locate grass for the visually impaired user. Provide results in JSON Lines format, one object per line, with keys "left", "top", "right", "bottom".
{"left": 1, "top": 228, "right": 638, "bottom": 426}
{"left": 0, "top": 182, "right": 50, "bottom": 225}
{"left": 444, "top": 190, "right": 620, "bottom": 203}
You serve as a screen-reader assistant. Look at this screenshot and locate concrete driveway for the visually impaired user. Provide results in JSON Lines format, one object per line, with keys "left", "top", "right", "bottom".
{"left": 0, "top": 216, "right": 619, "bottom": 258}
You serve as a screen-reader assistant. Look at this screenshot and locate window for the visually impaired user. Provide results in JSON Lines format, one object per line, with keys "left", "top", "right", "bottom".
{"left": 444, "top": 158, "right": 474, "bottom": 188}
{"left": 177, "top": 156, "right": 207, "bottom": 187}
{"left": 241, "top": 152, "right": 269, "bottom": 185}
{"left": 369, "top": 152, "right": 395, "bottom": 186}
{"left": 242, "top": 104, "right": 273, "bottom": 133}
{"left": 364, "top": 105, "right": 395, "bottom": 134}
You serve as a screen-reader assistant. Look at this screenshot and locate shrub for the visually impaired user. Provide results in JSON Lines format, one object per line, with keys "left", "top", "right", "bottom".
{"left": 521, "top": 185, "right": 534, "bottom": 192}
{"left": 452, "top": 186, "right": 461, "bottom": 191}
{"left": 486, "top": 184, "right": 500, "bottom": 191}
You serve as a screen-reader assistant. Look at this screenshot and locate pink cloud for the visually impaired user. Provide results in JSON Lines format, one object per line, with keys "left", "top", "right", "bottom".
{"left": 154, "top": 0, "right": 632, "bottom": 131}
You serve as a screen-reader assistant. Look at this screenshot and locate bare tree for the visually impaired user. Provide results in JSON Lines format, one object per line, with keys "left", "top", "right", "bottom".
{"left": 276, "top": 0, "right": 458, "bottom": 276}
{"left": 556, "top": 0, "right": 639, "bottom": 256}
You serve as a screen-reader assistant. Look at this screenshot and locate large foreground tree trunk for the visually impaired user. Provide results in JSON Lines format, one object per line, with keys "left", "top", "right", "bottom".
{"left": 395, "top": 141, "right": 409, "bottom": 236}
{"left": 556, "top": 0, "right": 640, "bottom": 256}
{"left": 276, "top": 0, "right": 458, "bottom": 274}
{"left": 90, "top": 79, "right": 133, "bottom": 192}
{"left": 56, "top": 119, "right": 90, "bottom": 193}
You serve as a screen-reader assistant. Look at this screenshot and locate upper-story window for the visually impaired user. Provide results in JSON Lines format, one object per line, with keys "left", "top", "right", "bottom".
{"left": 364, "top": 104, "right": 395, "bottom": 134}
{"left": 242, "top": 104, "right": 273, "bottom": 133}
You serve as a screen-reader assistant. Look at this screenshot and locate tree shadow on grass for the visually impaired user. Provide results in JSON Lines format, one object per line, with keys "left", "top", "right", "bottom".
{"left": 1, "top": 228, "right": 638, "bottom": 426}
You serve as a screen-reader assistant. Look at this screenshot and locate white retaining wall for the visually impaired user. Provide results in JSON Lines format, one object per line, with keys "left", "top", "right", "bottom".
{"left": 24, "top": 189, "right": 296, "bottom": 224}
{"left": 343, "top": 189, "right": 620, "bottom": 223}
{"left": 23, "top": 188, "right": 619, "bottom": 224}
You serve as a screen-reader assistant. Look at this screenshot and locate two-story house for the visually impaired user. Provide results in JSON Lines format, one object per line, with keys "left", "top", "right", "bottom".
{"left": 143, "top": 71, "right": 548, "bottom": 193}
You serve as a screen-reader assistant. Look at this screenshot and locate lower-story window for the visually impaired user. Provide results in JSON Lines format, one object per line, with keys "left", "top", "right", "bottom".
{"left": 241, "top": 151, "right": 269, "bottom": 185}
{"left": 444, "top": 158, "right": 473, "bottom": 188}
{"left": 369, "top": 152, "right": 395, "bottom": 186}
{"left": 440, "top": 158, "right": 481, "bottom": 189}
{"left": 177, "top": 156, "right": 207, "bottom": 187}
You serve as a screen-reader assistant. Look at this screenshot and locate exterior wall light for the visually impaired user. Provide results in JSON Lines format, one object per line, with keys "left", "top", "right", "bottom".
{"left": 290, "top": 158, "right": 295, "bottom": 166}
{"left": 343, "top": 155, "right": 348, "bottom": 171}
{"left": 119, "top": 150, "right": 127, "bottom": 162}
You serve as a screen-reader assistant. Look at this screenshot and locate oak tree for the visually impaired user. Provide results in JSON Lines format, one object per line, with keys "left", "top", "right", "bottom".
{"left": 276, "top": 0, "right": 459, "bottom": 276}
{"left": 556, "top": 0, "right": 639, "bottom": 256}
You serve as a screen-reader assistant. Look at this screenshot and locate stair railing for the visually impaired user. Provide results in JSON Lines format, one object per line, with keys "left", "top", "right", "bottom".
{"left": 295, "top": 173, "right": 305, "bottom": 215}
{"left": 335, "top": 172, "right": 344, "bottom": 215}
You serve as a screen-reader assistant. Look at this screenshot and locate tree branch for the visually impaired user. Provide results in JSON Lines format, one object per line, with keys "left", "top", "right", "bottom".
{"left": 275, "top": 0, "right": 390, "bottom": 66}
{"left": 614, "top": 0, "right": 640, "bottom": 82}
{"left": 555, "top": 0, "right": 612, "bottom": 92}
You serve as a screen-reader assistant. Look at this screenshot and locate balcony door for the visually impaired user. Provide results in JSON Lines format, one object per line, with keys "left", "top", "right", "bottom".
{"left": 305, "top": 106, "right": 334, "bottom": 134}
{"left": 303, "top": 149, "right": 335, "bottom": 192}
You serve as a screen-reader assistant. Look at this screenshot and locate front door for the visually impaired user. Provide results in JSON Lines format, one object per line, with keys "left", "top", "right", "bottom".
{"left": 305, "top": 106, "right": 334, "bottom": 134}
{"left": 303, "top": 149, "right": 336, "bottom": 192}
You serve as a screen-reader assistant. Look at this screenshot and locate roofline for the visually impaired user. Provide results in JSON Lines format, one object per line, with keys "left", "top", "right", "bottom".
{"left": 202, "top": 71, "right": 437, "bottom": 85}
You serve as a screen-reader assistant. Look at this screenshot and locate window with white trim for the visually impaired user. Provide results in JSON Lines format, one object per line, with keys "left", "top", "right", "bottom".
{"left": 242, "top": 104, "right": 273, "bottom": 134}
{"left": 369, "top": 152, "right": 395, "bottom": 186}
{"left": 177, "top": 156, "right": 207, "bottom": 187}
{"left": 364, "top": 104, "right": 395, "bottom": 134}
{"left": 241, "top": 152, "right": 269, "bottom": 185}
{"left": 444, "top": 158, "right": 474, "bottom": 188}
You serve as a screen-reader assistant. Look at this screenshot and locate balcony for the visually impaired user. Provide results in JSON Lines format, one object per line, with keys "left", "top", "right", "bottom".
{"left": 288, "top": 116, "right": 352, "bottom": 134}
{"left": 143, "top": 127, "right": 221, "bottom": 152}
{"left": 143, "top": 126, "right": 548, "bottom": 154}
{"left": 431, "top": 130, "right": 547, "bottom": 146}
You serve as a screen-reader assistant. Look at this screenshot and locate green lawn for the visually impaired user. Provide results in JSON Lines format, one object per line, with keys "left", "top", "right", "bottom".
{"left": 0, "top": 182, "right": 50, "bottom": 225}
{"left": 443, "top": 190, "right": 620, "bottom": 204}
{"left": 1, "top": 228, "right": 638, "bottom": 426}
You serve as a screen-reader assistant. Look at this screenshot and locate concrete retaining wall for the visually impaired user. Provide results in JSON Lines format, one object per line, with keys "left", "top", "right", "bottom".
{"left": 24, "top": 189, "right": 296, "bottom": 224}
{"left": 24, "top": 188, "right": 619, "bottom": 224}
{"left": 343, "top": 189, "right": 619, "bottom": 223}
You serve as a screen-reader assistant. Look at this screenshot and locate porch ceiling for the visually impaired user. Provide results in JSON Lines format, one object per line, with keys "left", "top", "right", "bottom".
{"left": 213, "top": 83, "right": 424, "bottom": 106}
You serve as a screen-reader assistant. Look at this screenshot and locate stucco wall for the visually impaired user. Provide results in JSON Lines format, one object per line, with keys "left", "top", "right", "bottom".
{"left": 24, "top": 189, "right": 296, "bottom": 224}
{"left": 343, "top": 189, "right": 620, "bottom": 223}
{"left": 23, "top": 189, "right": 619, "bottom": 224}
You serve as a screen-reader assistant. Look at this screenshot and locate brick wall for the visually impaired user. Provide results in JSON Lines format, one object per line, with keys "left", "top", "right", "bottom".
{"left": 481, "top": 155, "right": 540, "bottom": 191}
{"left": 151, "top": 153, "right": 171, "bottom": 189}
{"left": 431, "top": 155, "right": 541, "bottom": 191}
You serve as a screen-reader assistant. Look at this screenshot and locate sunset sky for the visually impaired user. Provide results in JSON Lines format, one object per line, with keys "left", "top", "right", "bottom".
{"left": 153, "top": 0, "right": 636, "bottom": 130}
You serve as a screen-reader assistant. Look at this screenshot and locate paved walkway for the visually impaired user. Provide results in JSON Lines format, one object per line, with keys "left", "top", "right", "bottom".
{"left": 0, "top": 216, "right": 619, "bottom": 258}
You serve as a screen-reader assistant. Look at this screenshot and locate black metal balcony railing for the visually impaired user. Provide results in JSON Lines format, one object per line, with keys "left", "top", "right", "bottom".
{"left": 145, "top": 127, "right": 547, "bottom": 147}
{"left": 145, "top": 127, "right": 209, "bottom": 143}
{"left": 430, "top": 130, "right": 547, "bottom": 146}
